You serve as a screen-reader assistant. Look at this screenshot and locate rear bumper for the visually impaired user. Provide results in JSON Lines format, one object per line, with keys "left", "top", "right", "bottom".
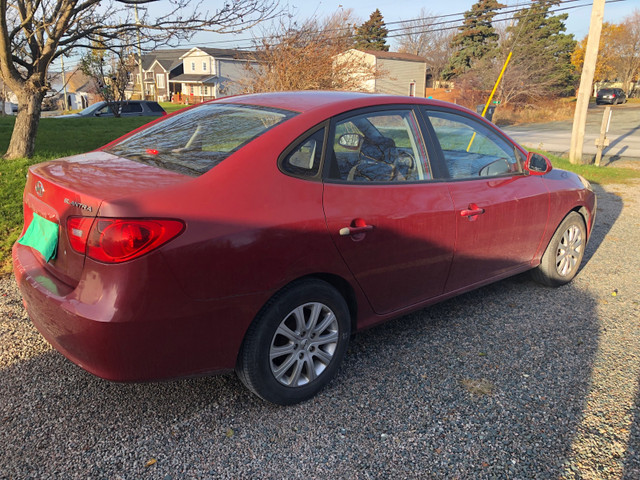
{"left": 12, "top": 242, "right": 265, "bottom": 381}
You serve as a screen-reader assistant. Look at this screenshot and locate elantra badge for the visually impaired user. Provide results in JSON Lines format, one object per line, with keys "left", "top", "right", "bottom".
{"left": 35, "top": 181, "right": 44, "bottom": 197}
{"left": 64, "top": 198, "right": 93, "bottom": 212}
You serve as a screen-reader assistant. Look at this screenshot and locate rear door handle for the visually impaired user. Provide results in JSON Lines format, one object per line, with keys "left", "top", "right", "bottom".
{"left": 460, "top": 203, "right": 485, "bottom": 218}
{"left": 339, "top": 225, "right": 374, "bottom": 236}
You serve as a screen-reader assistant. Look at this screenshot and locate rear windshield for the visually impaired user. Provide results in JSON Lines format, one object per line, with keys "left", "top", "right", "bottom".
{"left": 105, "top": 103, "right": 297, "bottom": 176}
{"left": 598, "top": 89, "right": 614, "bottom": 94}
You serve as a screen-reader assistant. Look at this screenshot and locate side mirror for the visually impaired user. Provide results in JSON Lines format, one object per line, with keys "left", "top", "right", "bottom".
{"left": 525, "top": 152, "right": 552, "bottom": 175}
{"left": 338, "top": 133, "right": 363, "bottom": 150}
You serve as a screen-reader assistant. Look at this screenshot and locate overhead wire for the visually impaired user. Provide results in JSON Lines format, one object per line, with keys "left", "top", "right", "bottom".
{"left": 190, "top": 0, "right": 626, "bottom": 50}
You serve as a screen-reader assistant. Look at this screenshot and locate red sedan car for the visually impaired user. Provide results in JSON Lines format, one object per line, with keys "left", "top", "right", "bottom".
{"left": 13, "top": 92, "right": 596, "bottom": 405}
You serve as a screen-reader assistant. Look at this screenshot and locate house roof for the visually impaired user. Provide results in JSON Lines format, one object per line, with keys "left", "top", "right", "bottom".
{"left": 65, "top": 69, "right": 97, "bottom": 93}
{"left": 180, "top": 47, "right": 253, "bottom": 60}
{"left": 169, "top": 74, "right": 218, "bottom": 84}
{"left": 358, "top": 50, "right": 427, "bottom": 63}
{"left": 141, "top": 49, "right": 190, "bottom": 71}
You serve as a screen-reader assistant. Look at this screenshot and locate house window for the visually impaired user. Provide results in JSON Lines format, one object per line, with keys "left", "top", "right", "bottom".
{"left": 145, "top": 71, "right": 153, "bottom": 79}
{"left": 203, "top": 86, "right": 208, "bottom": 96}
{"left": 409, "top": 82, "right": 416, "bottom": 97}
{"left": 157, "top": 74, "right": 165, "bottom": 89}
{"left": 191, "top": 62, "right": 196, "bottom": 72}
{"left": 203, "top": 61, "right": 207, "bottom": 72}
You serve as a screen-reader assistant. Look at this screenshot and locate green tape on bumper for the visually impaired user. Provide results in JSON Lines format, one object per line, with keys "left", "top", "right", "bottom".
{"left": 18, "top": 213, "right": 59, "bottom": 262}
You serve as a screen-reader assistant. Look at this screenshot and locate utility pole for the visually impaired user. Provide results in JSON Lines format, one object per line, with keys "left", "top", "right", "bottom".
{"left": 134, "top": 4, "right": 144, "bottom": 100}
{"left": 61, "top": 56, "right": 69, "bottom": 111}
{"left": 569, "top": 0, "right": 605, "bottom": 164}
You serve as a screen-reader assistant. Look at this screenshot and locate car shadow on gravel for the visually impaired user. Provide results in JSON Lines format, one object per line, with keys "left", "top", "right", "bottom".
{"left": 0, "top": 275, "right": 602, "bottom": 478}
{"left": 623, "top": 376, "right": 640, "bottom": 480}
{"left": 579, "top": 183, "right": 623, "bottom": 269}
{"left": 0, "top": 188, "right": 630, "bottom": 478}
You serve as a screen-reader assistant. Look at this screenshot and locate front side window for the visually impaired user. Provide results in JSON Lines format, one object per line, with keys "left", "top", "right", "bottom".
{"left": 425, "top": 110, "right": 523, "bottom": 179}
{"left": 95, "top": 104, "right": 113, "bottom": 116}
{"left": 106, "top": 104, "right": 297, "bottom": 176}
{"left": 328, "top": 109, "right": 431, "bottom": 183}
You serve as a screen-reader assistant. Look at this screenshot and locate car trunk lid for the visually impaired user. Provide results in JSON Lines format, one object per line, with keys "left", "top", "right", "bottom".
{"left": 21, "top": 151, "right": 190, "bottom": 286}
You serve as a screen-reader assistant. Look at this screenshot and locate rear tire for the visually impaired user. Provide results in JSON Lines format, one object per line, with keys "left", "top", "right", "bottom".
{"left": 236, "top": 279, "right": 351, "bottom": 405}
{"left": 532, "top": 212, "right": 586, "bottom": 287}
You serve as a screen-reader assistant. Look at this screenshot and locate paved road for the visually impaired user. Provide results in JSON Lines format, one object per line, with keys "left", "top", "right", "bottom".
{"left": 503, "top": 103, "right": 640, "bottom": 163}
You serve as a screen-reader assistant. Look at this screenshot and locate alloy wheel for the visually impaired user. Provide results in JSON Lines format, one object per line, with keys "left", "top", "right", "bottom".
{"left": 269, "top": 302, "right": 339, "bottom": 387}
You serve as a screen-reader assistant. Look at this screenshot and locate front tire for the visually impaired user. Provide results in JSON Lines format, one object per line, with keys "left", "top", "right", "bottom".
{"left": 236, "top": 279, "right": 351, "bottom": 405}
{"left": 532, "top": 212, "right": 586, "bottom": 287}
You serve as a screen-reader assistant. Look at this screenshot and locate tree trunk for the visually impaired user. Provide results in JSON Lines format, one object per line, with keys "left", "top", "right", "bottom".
{"left": 3, "top": 91, "right": 45, "bottom": 159}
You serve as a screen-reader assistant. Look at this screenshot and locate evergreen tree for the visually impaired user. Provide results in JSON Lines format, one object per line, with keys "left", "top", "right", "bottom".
{"left": 507, "top": 0, "right": 577, "bottom": 96}
{"left": 443, "top": 0, "right": 505, "bottom": 79}
{"left": 354, "top": 9, "right": 390, "bottom": 51}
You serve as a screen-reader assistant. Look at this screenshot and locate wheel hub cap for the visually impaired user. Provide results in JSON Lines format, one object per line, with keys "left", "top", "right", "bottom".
{"left": 556, "top": 224, "right": 583, "bottom": 276}
{"left": 269, "top": 302, "right": 339, "bottom": 387}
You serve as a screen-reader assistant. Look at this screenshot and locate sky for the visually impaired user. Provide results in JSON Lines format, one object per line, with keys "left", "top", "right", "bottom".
{"left": 184, "top": 0, "right": 639, "bottom": 51}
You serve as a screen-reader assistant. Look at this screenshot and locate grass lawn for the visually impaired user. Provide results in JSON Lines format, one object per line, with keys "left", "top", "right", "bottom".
{"left": 1, "top": 116, "right": 639, "bottom": 275}
{"left": 159, "top": 102, "right": 190, "bottom": 114}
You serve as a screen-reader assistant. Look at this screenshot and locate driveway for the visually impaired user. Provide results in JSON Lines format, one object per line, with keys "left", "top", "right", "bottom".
{"left": 1, "top": 179, "right": 640, "bottom": 478}
{"left": 503, "top": 103, "right": 640, "bottom": 163}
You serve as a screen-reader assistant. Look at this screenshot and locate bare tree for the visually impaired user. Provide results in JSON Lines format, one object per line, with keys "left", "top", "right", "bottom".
{"left": 396, "top": 9, "right": 456, "bottom": 86}
{"left": 241, "top": 11, "right": 382, "bottom": 93}
{"left": 79, "top": 39, "right": 136, "bottom": 115}
{"left": 0, "top": 0, "right": 279, "bottom": 159}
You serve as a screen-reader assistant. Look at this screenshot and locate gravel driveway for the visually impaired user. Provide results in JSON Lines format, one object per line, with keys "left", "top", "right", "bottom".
{"left": 1, "top": 180, "right": 639, "bottom": 479}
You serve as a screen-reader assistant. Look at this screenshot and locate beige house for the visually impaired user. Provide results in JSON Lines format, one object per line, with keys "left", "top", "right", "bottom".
{"left": 337, "top": 49, "right": 428, "bottom": 97}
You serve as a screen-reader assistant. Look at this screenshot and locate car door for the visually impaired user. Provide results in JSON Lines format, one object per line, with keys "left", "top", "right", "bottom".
{"left": 421, "top": 107, "right": 549, "bottom": 293}
{"left": 322, "top": 107, "right": 455, "bottom": 315}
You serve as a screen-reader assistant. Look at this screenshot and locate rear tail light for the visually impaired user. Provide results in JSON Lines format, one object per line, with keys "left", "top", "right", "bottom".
{"left": 67, "top": 217, "right": 184, "bottom": 263}
{"left": 67, "top": 217, "right": 94, "bottom": 253}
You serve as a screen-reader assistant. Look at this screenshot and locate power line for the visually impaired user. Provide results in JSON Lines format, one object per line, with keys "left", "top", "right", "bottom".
{"left": 189, "top": 0, "right": 624, "bottom": 50}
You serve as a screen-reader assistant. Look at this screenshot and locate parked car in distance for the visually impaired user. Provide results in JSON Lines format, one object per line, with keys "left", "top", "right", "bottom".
{"left": 58, "top": 100, "right": 166, "bottom": 118}
{"left": 596, "top": 88, "right": 627, "bottom": 105}
{"left": 13, "top": 91, "right": 596, "bottom": 405}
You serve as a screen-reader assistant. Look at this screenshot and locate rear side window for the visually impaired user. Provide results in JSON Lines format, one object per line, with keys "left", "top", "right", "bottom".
{"left": 121, "top": 103, "right": 143, "bottom": 113}
{"left": 328, "top": 109, "right": 431, "bottom": 183}
{"left": 106, "top": 103, "right": 297, "bottom": 176}
{"left": 146, "top": 102, "right": 165, "bottom": 113}
{"left": 281, "top": 128, "right": 325, "bottom": 178}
